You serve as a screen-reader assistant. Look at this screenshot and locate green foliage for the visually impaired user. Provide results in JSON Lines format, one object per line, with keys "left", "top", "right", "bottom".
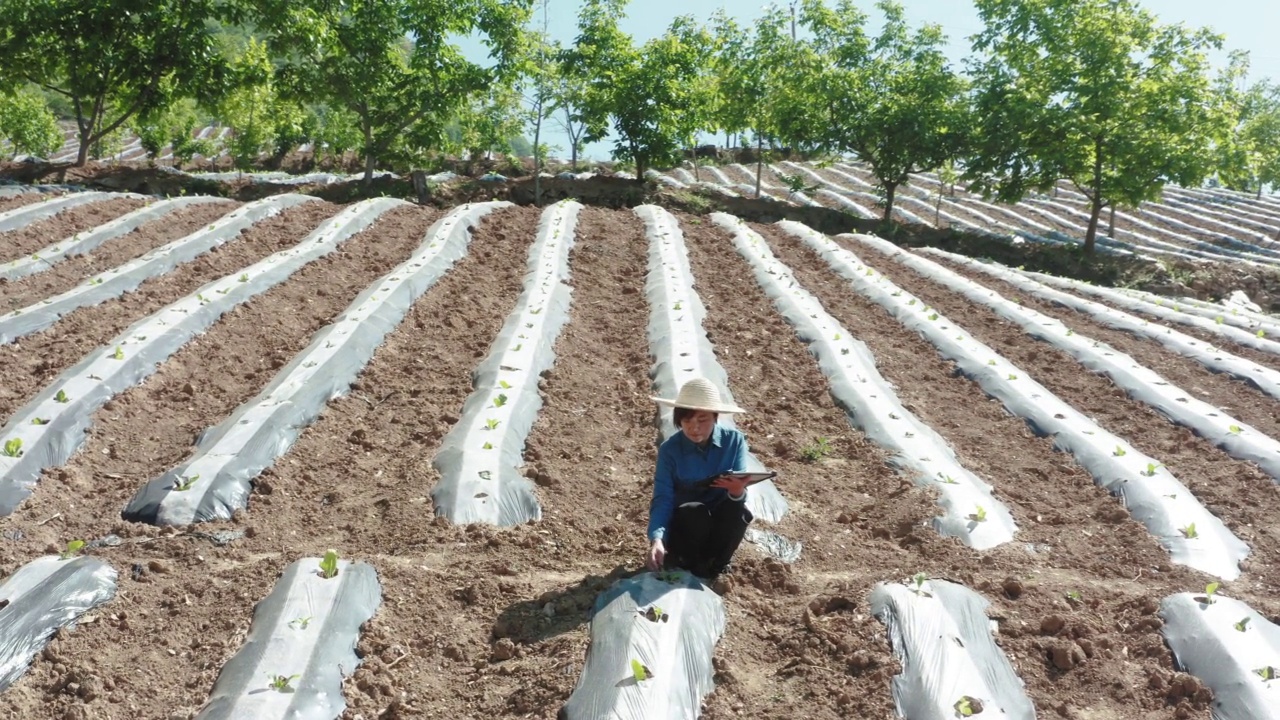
{"left": 800, "top": 436, "right": 832, "bottom": 462}
{"left": 219, "top": 38, "right": 292, "bottom": 172}
{"left": 2, "top": 438, "right": 22, "bottom": 458}
{"left": 0, "top": 87, "right": 63, "bottom": 159}
{"left": 268, "top": 674, "right": 300, "bottom": 692}
{"left": 966, "top": 0, "right": 1223, "bottom": 253}
{"left": 59, "top": 539, "right": 84, "bottom": 560}
{"left": 0, "top": 0, "right": 230, "bottom": 166}
{"left": 1213, "top": 53, "right": 1280, "bottom": 197}
{"left": 630, "top": 658, "right": 653, "bottom": 682}
{"left": 319, "top": 549, "right": 339, "bottom": 579}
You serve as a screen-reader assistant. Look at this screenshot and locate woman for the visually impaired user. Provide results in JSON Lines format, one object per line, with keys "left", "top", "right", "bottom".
{"left": 645, "top": 377, "right": 754, "bottom": 581}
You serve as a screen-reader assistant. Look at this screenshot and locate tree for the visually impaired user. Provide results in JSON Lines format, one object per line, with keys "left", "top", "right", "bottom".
{"left": 0, "top": 87, "right": 63, "bottom": 159}
{"left": 521, "top": 0, "right": 558, "bottom": 203}
{"left": 787, "top": 0, "right": 967, "bottom": 223}
{"left": 256, "top": 0, "right": 531, "bottom": 183}
{"left": 0, "top": 0, "right": 228, "bottom": 166}
{"left": 966, "top": 0, "right": 1223, "bottom": 253}
{"left": 220, "top": 38, "right": 283, "bottom": 172}
{"left": 1214, "top": 52, "right": 1280, "bottom": 199}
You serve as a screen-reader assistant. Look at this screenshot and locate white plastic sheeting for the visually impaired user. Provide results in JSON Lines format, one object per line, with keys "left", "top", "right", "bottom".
{"left": 0, "top": 194, "right": 318, "bottom": 345}
{"left": 871, "top": 578, "right": 1035, "bottom": 720}
{"left": 0, "top": 191, "right": 130, "bottom": 233}
{"left": 1160, "top": 593, "right": 1280, "bottom": 720}
{"left": 0, "top": 199, "right": 400, "bottom": 517}
{"left": 911, "top": 247, "right": 1280, "bottom": 482}
{"left": 123, "top": 202, "right": 508, "bottom": 525}
{"left": 714, "top": 214, "right": 1017, "bottom": 549}
{"left": 636, "top": 205, "right": 788, "bottom": 524}
{"left": 431, "top": 201, "right": 581, "bottom": 526}
{"left": 0, "top": 196, "right": 234, "bottom": 283}
{"left": 196, "top": 557, "right": 381, "bottom": 720}
{"left": 836, "top": 231, "right": 1247, "bottom": 578}
{"left": 0, "top": 555, "right": 117, "bottom": 691}
{"left": 561, "top": 571, "right": 725, "bottom": 720}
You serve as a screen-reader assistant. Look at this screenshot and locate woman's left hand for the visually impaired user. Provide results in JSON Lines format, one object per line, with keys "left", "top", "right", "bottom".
{"left": 710, "top": 474, "right": 750, "bottom": 498}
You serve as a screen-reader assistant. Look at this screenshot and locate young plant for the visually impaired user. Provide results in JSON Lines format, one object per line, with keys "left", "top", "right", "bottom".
{"left": 59, "top": 540, "right": 85, "bottom": 560}
{"left": 1007, "top": 374, "right": 1018, "bottom": 381}
{"left": 937, "top": 473, "right": 958, "bottom": 485}
{"left": 969, "top": 506, "right": 988, "bottom": 523}
{"left": 953, "top": 696, "right": 982, "bottom": 717}
{"left": 268, "top": 674, "right": 300, "bottom": 692}
{"left": 1140, "top": 463, "right": 1162, "bottom": 477}
{"left": 319, "top": 549, "right": 339, "bottom": 579}
{"left": 1180, "top": 523, "right": 1199, "bottom": 540}
{"left": 110, "top": 346, "right": 124, "bottom": 360}
{"left": 987, "top": 359, "right": 997, "bottom": 366}
{"left": 31, "top": 418, "right": 48, "bottom": 426}
{"left": 641, "top": 605, "right": 670, "bottom": 623}
{"left": 172, "top": 473, "right": 199, "bottom": 491}
{"left": 910, "top": 572, "right": 931, "bottom": 597}
{"left": 928, "top": 313, "right": 939, "bottom": 321}
{"left": 238, "top": 273, "right": 249, "bottom": 283}
{"left": 1065, "top": 590, "right": 1083, "bottom": 603}
{"left": 513, "top": 343, "right": 523, "bottom": 352}
{"left": 630, "top": 658, "right": 653, "bottom": 682}
{"left": 1258, "top": 329, "right": 1266, "bottom": 338}
{"left": 1113, "top": 446, "right": 1127, "bottom": 457}
{"left": 1255, "top": 666, "right": 1277, "bottom": 681}
{"left": 483, "top": 442, "right": 493, "bottom": 450}
{"left": 486, "top": 419, "right": 500, "bottom": 430}
{"left": 499, "top": 380, "right": 512, "bottom": 390}
{"left": 1228, "top": 425, "right": 1243, "bottom": 435}
{"left": 1235, "top": 617, "right": 1251, "bottom": 632}
{"left": 493, "top": 394, "right": 508, "bottom": 408}
{"left": 55, "top": 390, "right": 69, "bottom": 403}
{"left": 2, "top": 438, "right": 21, "bottom": 458}
{"left": 800, "top": 436, "right": 832, "bottom": 463}
{"left": 289, "top": 616, "right": 313, "bottom": 630}
{"left": 1202, "top": 582, "right": 1219, "bottom": 604}
{"left": 673, "top": 301, "right": 682, "bottom": 310}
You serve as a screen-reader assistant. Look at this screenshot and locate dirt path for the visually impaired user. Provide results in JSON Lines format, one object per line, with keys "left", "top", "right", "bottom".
{"left": 0, "top": 201, "right": 239, "bottom": 310}
{"left": 0, "top": 201, "right": 340, "bottom": 421}
{"left": 0, "top": 198, "right": 149, "bottom": 264}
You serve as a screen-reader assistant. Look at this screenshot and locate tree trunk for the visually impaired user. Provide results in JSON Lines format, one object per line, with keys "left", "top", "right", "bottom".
{"left": 935, "top": 189, "right": 943, "bottom": 227}
{"left": 690, "top": 145, "right": 699, "bottom": 182}
{"left": 1259, "top": 185, "right": 1264, "bottom": 200}
{"left": 883, "top": 182, "right": 897, "bottom": 225}
{"left": 755, "top": 134, "right": 763, "bottom": 199}
{"left": 1084, "top": 197, "right": 1103, "bottom": 255}
{"left": 1108, "top": 204, "right": 1116, "bottom": 239}
{"left": 362, "top": 121, "right": 375, "bottom": 184}
{"left": 532, "top": 106, "right": 543, "bottom": 207}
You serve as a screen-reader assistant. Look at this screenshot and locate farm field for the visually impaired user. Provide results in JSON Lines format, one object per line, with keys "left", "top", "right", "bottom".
{"left": 0, "top": 187, "right": 1279, "bottom": 720}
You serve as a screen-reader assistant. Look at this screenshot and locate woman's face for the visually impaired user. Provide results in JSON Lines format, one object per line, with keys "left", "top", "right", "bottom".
{"left": 679, "top": 410, "right": 717, "bottom": 444}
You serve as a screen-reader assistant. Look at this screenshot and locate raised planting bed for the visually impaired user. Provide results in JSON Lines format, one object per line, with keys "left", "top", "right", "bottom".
{"left": 0, "top": 194, "right": 317, "bottom": 345}
{"left": 561, "top": 570, "right": 724, "bottom": 720}
{"left": 822, "top": 229, "right": 1248, "bottom": 578}
{"left": 712, "top": 213, "right": 1017, "bottom": 550}
{"left": 0, "top": 198, "right": 404, "bottom": 516}
{"left": 122, "top": 202, "right": 509, "bottom": 525}
{"left": 431, "top": 200, "right": 582, "bottom": 526}
{"left": 0, "top": 552, "right": 117, "bottom": 691}
{"left": 0, "top": 196, "right": 234, "bottom": 283}
{"left": 194, "top": 554, "right": 381, "bottom": 720}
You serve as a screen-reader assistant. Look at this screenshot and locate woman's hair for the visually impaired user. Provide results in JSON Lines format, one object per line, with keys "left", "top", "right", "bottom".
{"left": 674, "top": 407, "right": 718, "bottom": 427}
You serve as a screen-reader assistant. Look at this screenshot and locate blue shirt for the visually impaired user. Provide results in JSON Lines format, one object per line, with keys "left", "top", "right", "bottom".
{"left": 647, "top": 424, "right": 749, "bottom": 541}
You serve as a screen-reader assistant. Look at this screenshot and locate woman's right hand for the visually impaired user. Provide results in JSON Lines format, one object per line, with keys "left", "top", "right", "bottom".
{"left": 646, "top": 538, "right": 666, "bottom": 571}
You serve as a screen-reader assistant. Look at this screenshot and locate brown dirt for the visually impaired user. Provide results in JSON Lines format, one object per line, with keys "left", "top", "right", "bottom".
{"left": 0, "top": 201, "right": 239, "bottom": 311}
{"left": 0, "top": 192, "right": 59, "bottom": 214}
{"left": 0, "top": 201, "right": 341, "bottom": 421}
{"left": 0, "top": 198, "right": 149, "bottom": 265}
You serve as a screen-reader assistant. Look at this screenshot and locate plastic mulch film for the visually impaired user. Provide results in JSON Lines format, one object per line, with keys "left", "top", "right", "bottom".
{"left": 0, "top": 555, "right": 117, "bottom": 691}
{"left": 561, "top": 571, "right": 725, "bottom": 720}
{"left": 0, "top": 199, "right": 402, "bottom": 518}
{"left": 798, "top": 227, "right": 1247, "bottom": 578}
{"left": 0, "top": 193, "right": 318, "bottom": 345}
{"left": 911, "top": 246, "right": 1280, "bottom": 482}
{"left": 123, "top": 202, "right": 508, "bottom": 526}
{"left": 636, "top": 204, "right": 788, "bottom": 525}
{"left": 0, "top": 195, "right": 235, "bottom": 282}
{"left": 0, "top": 191, "right": 129, "bottom": 233}
{"left": 714, "top": 214, "right": 1016, "bottom": 550}
{"left": 1160, "top": 592, "right": 1280, "bottom": 720}
{"left": 196, "top": 557, "right": 381, "bottom": 720}
{"left": 871, "top": 578, "right": 1035, "bottom": 720}
{"left": 432, "top": 200, "right": 581, "bottom": 526}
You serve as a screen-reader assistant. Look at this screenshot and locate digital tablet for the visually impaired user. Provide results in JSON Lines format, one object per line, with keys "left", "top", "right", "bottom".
{"left": 693, "top": 471, "right": 778, "bottom": 488}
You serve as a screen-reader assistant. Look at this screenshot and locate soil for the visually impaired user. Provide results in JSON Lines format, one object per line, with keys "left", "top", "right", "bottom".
{"left": 0, "top": 192, "right": 61, "bottom": 215}
{"left": 0, "top": 197, "right": 150, "bottom": 265}
{"left": 1, "top": 183, "right": 1280, "bottom": 718}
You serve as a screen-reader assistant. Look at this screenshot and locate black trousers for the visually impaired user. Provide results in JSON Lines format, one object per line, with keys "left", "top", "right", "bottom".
{"left": 665, "top": 500, "right": 753, "bottom": 579}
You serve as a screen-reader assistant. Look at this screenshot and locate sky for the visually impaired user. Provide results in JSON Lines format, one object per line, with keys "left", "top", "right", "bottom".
{"left": 469, "top": 0, "right": 1280, "bottom": 162}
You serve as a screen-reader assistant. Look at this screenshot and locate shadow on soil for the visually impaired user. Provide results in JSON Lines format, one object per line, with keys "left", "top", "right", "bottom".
{"left": 490, "top": 564, "right": 639, "bottom": 645}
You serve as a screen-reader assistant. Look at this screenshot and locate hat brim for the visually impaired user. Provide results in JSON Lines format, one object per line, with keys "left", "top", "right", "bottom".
{"left": 651, "top": 396, "right": 746, "bottom": 414}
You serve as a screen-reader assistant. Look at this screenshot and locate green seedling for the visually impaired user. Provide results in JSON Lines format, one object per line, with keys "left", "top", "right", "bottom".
{"left": 1141, "top": 463, "right": 1161, "bottom": 477}
{"left": 987, "top": 359, "right": 997, "bottom": 366}
{"left": 1065, "top": 590, "right": 1083, "bottom": 602}
{"left": 954, "top": 696, "right": 981, "bottom": 717}
{"left": 891, "top": 290, "right": 902, "bottom": 297}
{"left": 1258, "top": 330, "right": 1266, "bottom": 338}
{"left": 1066, "top": 329, "right": 1074, "bottom": 336}
{"left": 833, "top": 332, "right": 842, "bottom": 341}
{"left": 2, "top": 438, "right": 22, "bottom": 458}
{"left": 486, "top": 419, "right": 500, "bottom": 430}
{"left": 928, "top": 313, "right": 939, "bottom": 321}
{"left": 1181, "top": 523, "right": 1199, "bottom": 539}
{"left": 482, "top": 442, "right": 493, "bottom": 450}
{"left": 59, "top": 540, "right": 85, "bottom": 560}
{"left": 630, "top": 658, "right": 653, "bottom": 682}
{"left": 1113, "top": 446, "right": 1127, "bottom": 457}
{"left": 238, "top": 274, "right": 249, "bottom": 283}
{"left": 216, "top": 288, "right": 228, "bottom": 295}
{"left": 530, "top": 307, "right": 542, "bottom": 315}
{"left": 1215, "top": 316, "right": 1224, "bottom": 325}
{"left": 494, "top": 394, "right": 508, "bottom": 408}
{"left": 499, "top": 380, "right": 512, "bottom": 389}
{"left": 937, "top": 473, "right": 959, "bottom": 485}
{"left": 641, "top": 605, "right": 670, "bottom": 623}
{"left": 172, "top": 473, "right": 200, "bottom": 491}
{"left": 269, "top": 674, "right": 300, "bottom": 692}
{"left": 969, "top": 506, "right": 988, "bottom": 523}
{"left": 31, "top": 418, "right": 48, "bottom": 426}
{"left": 1229, "top": 425, "right": 1242, "bottom": 435}
{"left": 319, "top": 549, "right": 339, "bottom": 579}
{"left": 513, "top": 343, "right": 523, "bottom": 352}
{"left": 800, "top": 436, "right": 832, "bottom": 463}
{"left": 289, "top": 616, "right": 313, "bottom": 630}
{"left": 1256, "top": 666, "right": 1277, "bottom": 681}
{"left": 910, "top": 572, "right": 931, "bottom": 597}
{"left": 55, "top": 390, "right": 69, "bottom": 403}
{"left": 110, "top": 346, "right": 124, "bottom": 360}
{"left": 1235, "top": 617, "right": 1251, "bottom": 632}
{"left": 1007, "top": 374, "right": 1017, "bottom": 381}
{"left": 673, "top": 302, "right": 682, "bottom": 310}
{"left": 908, "top": 299, "right": 917, "bottom": 306}
{"left": 89, "top": 277, "right": 103, "bottom": 286}
{"left": 1202, "top": 582, "right": 1219, "bottom": 604}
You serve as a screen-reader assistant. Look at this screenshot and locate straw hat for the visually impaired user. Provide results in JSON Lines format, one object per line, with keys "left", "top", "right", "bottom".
{"left": 652, "top": 377, "right": 746, "bottom": 414}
